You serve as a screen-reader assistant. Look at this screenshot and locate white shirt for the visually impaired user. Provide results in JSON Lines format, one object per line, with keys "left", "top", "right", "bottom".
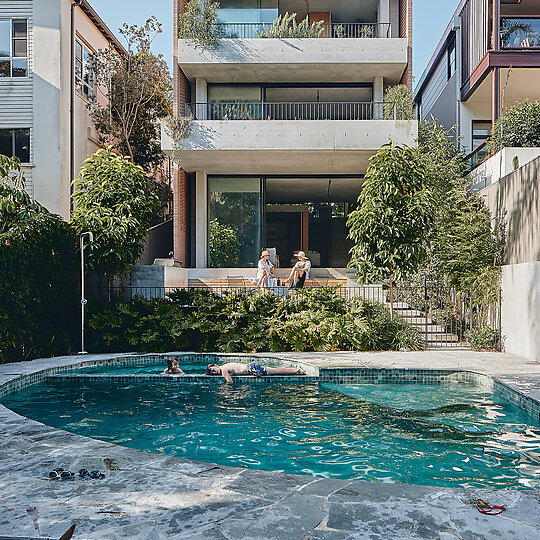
{"left": 257, "top": 258, "right": 274, "bottom": 280}
{"left": 294, "top": 259, "right": 311, "bottom": 280}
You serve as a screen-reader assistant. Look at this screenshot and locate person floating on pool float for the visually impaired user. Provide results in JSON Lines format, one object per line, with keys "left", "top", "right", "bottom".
{"left": 206, "top": 361, "right": 306, "bottom": 383}
{"left": 163, "top": 356, "right": 185, "bottom": 375}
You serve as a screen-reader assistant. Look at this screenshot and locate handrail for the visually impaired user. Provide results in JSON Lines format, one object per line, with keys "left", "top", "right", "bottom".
{"left": 185, "top": 101, "right": 396, "bottom": 121}
{"left": 215, "top": 22, "right": 391, "bottom": 39}
{"left": 465, "top": 140, "right": 490, "bottom": 170}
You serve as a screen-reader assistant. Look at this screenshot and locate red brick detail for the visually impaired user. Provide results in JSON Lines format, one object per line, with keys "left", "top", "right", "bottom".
{"left": 399, "top": 0, "right": 413, "bottom": 90}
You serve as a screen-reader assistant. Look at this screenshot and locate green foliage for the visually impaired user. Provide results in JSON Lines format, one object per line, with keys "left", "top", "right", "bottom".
{"left": 70, "top": 148, "right": 159, "bottom": 277}
{"left": 89, "top": 17, "right": 172, "bottom": 166}
{"left": 347, "top": 143, "right": 435, "bottom": 285}
{"left": 208, "top": 219, "right": 240, "bottom": 267}
{"left": 0, "top": 155, "right": 25, "bottom": 190}
{"left": 165, "top": 114, "right": 193, "bottom": 167}
{"left": 0, "top": 164, "right": 77, "bottom": 363}
{"left": 87, "top": 288, "right": 425, "bottom": 354}
{"left": 178, "top": 0, "right": 221, "bottom": 49}
{"left": 488, "top": 99, "right": 540, "bottom": 152}
{"left": 383, "top": 85, "right": 414, "bottom": 120}
{"left": 256, "top": 13, "right": 323, "bottom": 38}
{"left": 465, "top": 326, "right": 500, "bottom": 352}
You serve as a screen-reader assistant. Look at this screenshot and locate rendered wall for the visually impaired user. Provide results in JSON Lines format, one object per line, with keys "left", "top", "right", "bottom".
{"left": 502, "top": 262, "right": 540, "bottom": 361}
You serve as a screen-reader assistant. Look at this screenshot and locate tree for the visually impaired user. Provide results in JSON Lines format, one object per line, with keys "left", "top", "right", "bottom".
{"left": 178, "top": 0, "right": 221, "bottom": 49}
{"left": 347, "top": 143, "right": 435, "bottom": 317}
{"left": 0, "top": 157, "right": 77, "bottom": 362}
{"left": 89, "top": 17, "right": 172, "bottom": 166}
{"left": 383, "top": 85, "right": 414, "bottom": 120}
{"left": 488, "top": 99, "right": 540, "bottom": 152}
{"left": 70, "top": 148, "right": 159, "bottom": 279}
{"left": 209, "top": 219, "right": 240, "bottom": 267}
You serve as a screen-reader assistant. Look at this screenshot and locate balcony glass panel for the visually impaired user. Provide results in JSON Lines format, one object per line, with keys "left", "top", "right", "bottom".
{"left": 501, "top": 17, "right": 540, "bottom": 47}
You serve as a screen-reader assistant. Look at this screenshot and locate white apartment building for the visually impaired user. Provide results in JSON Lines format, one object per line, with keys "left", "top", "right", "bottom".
{"left": 0, "top": 0, "right": 125, "bottom": 219}
{"left": 162, "top": 0, "right": 415, "bottom": 269}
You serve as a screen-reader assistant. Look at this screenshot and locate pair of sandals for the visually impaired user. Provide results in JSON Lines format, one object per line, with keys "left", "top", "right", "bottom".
{"left": 48, "top": 467, "right": 105, "bottom": 480}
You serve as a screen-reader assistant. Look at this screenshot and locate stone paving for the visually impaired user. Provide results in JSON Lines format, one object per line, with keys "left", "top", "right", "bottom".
{"left": 1, "top": 351, "right": 540, "bottom": 539}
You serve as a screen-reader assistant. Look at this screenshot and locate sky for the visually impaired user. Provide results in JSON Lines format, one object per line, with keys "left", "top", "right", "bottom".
{"left": 88, "top": 0, "right": 458, "bottom": 91}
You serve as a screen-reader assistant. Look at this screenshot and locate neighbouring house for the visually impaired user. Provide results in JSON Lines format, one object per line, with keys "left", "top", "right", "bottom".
{"left": 413, "top": 0, "right": 540, "bottom": 170}
{"left": 0, "top": 0, "right": 125, "bottom": 220}
{"left": 162, "top": 0, "right": 415, "bottom": 270}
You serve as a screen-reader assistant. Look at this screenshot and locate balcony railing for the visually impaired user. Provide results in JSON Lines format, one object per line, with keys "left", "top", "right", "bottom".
{"left": 215, "top": 22, "right": 391, "bottom": 39}
{"left": 501, "top": 17, "right": 540, "bottom": 48}
{"left": 465, "top": 140, "right": 490, "bottom": 170}
{"left": 186, "top": 101, "right": 396, "bottom": 121}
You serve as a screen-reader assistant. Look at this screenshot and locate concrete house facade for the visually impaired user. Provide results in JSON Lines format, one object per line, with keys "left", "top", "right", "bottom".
{"left": 0, "top": 0, "right": 125, "bottom": 220}
{"left": 413, "top": 0, "right": 540, "bottom": 171}
{"left": 163, "top": 0, "right": 415, "bottom": 270}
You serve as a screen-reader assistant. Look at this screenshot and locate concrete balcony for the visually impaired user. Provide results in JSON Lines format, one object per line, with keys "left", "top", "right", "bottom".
{"left": 177, "top": 36, "right": 408, "bottom": 84}
{"left": 161, "top": 118, "right": 418, "bottom": 175}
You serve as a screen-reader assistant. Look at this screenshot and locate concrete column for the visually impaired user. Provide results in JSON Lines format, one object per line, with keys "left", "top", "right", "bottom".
{"left": 378, "top": 0, "right": 390, "bottom": 26}
{"left": 195, "top": 171, "right": 208, "bottom": 268}
{"left": 195, "top": 77, "right": 208, "bottom": 120}
{"left": 373, "top": 76, "right": 384, "bottom": 119}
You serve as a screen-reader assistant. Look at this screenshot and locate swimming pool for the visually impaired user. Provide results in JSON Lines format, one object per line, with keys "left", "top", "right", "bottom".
{"left": 3, "top": 377, "right": 540, "bottom": 489}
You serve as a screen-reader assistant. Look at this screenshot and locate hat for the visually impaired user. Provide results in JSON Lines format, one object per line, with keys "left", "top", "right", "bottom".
{"left": 261, "top": 250, "right": 271, "bottom": 257}
{"left": 295, "top": 251, "right": 307, "bottom": 259}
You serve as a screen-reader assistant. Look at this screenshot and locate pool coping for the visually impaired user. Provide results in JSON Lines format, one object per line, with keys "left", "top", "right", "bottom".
{"left": 1, "top": 351, "right": 540, "bottom": 539}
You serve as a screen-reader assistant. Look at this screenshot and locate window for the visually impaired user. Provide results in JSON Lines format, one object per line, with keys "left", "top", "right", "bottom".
{"left": 0, "top": 19, "right": 28, "bottom": 77}
{"left": 0, "top": 128, "right": 30, "bottom": 162}
{"left": 447, "top": 37, "right": 456, "bottom": 81}
{"left": 75, "top": 39, "right": 95, "bottom": 100}
{"left": 472, "top": 121, "right": 491, "bottom": 149}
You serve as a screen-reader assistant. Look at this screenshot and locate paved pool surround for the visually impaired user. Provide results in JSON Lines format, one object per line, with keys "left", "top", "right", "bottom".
{"left": 1, "top": 350, "right": 540, "bottom": 539}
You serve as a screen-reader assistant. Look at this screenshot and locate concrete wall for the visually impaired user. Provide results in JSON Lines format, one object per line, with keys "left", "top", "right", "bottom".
{"left": 481, "top": 153, "right": 540, "bottom": 265}
{"left": 177, "top": 37, "right": 408, "bottom": 84}
{"left": 502, "top": 261, "right": 540, "bottom": 360}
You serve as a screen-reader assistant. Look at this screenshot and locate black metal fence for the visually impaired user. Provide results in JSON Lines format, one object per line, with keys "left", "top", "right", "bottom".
{"left": 185, "top": 101, "right": 395, "bottom": 121}
{"left": 215, "top": 22, "right": 391, "bottom": 39}
{"left": 89, "top": 283, "right": 501, "bottom": 351}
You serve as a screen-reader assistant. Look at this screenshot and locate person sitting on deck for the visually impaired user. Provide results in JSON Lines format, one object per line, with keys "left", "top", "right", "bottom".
{"left": 256, "top": 250, "right": 276, "bottom": 288}
{"left": 162, "top": 356, "right": 185, "bottom": 375}
{"left": 285, "top": 251, "right": 311, "bottom": 289}
{"left": 206, "top": 361, "right": 306, "bottom": 383}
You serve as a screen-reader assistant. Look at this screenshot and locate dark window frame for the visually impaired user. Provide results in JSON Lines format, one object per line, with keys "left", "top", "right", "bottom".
{"left": 0, "top": 128, "right": 31, "bottom": 163}
{"left": 472, "top": 120, "right": 491, "bottom": 150}
{"left": 447, "top": 36, "right": 456, "bottom": 81}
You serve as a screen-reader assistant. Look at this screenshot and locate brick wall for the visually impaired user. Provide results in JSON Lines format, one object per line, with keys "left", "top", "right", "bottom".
{"left": 173, "top": 0, "right": 190, "bottom": 265}
{"left": 399, "top": 0, "right": 413, "bottom": 90}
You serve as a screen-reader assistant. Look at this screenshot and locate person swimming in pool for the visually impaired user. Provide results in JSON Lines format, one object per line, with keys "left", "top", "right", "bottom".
{"left": 206, "top": 361, "right": 306, "bottom": 384}
{"left": 162, "top": 356, "right": 185, "bottom": 375}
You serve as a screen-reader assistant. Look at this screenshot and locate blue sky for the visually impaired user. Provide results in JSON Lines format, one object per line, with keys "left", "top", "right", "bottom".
{"left": 89, "top": 0, "right": 458, "bottom": 89}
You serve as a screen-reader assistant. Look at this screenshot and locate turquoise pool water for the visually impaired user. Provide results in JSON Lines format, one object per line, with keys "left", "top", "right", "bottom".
{"left": 3, "top": 380, "right": 540, "bottom": 489}
{"left": 73, "top": 362, "right": 208, "bottom": 375}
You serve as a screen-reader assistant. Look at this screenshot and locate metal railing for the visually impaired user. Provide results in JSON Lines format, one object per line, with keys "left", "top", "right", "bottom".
{"left": 465, "top": 140, "right": 490, "bottom": 171}
{"left": 185, "top": 101, "right": 396, "bottom": 121}
{"left": 501, "top": 17, "right": 540, "bottom": 48}
{"left": 216, "top": 22, "right": 391, "bottom": 39}
{"left": 89, "top": 283, "right": 501, "bottom": 351}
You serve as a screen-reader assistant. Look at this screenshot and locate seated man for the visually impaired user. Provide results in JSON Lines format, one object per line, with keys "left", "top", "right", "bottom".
{"left": 206, "top": 361, "right": 306, "bottom": 383}
{"left": 285, "top": 251, "right": 311, "bottom": 289}
{"left": 162, "top": 356, "right": 185, "bottom": 375}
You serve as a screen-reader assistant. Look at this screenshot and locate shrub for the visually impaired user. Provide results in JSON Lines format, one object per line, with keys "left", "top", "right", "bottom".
{"left": 383, "top": 85, "right": 414, "bottom": 120}
{"left": 178, "top": 0, "right": 221, "bottom": 49}
{"left": 488, "top": 99, "right": 540, "bottom": 152}
{"left": 465, "top": 326, "right": 500, "bottom": 352}
{"left": 87, "top": 288, "right": 425, "bottom": 354}
{"left": 209, "top": 219, "right": 240, "bottom": 267}
{"left": 0, "top": 158, "right": 78, "bottom": 362}
{"left": 256, "top": 13, "right": 323, "bottom": 39}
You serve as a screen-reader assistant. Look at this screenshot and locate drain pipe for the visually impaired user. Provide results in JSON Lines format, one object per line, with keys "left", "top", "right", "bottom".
{"left": 70, "top": 1, "right": 83, "bottom": 214}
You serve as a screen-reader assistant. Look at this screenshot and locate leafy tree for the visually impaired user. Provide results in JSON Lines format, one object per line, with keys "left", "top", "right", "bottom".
{"left": 383, "top": 85, "right": 414, "bottom": 120}
{"left": 70, "top": 148, "right": 159, "bottom": 279}
{"left": 488, "top": 99, "right": 540, "bottom": 152}
{"left": 178, "top": 0, "right": 221, "bottom": 49}
{"left": 208, "top": 219, "right": 240, "bottom": 267}
{"left": 89, "top": 17, "right": 172, "bottom": 165}
{"left": 0, "top": 157, "right": 77, "bottom": 362}
{"left": 347, "top": 143, "right": 435, "bottom": 317}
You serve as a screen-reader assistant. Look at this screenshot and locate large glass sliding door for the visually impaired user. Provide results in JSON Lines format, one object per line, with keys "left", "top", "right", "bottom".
{"left": 208, "top": 177, "right": 262, "bottom": 267}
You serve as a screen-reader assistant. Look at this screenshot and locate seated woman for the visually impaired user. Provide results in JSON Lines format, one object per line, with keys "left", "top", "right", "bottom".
{"left": 162, "top": 356, "right": 185, "bottom": 375}
{"left": 256, "top": 250, "right": 276, "bottom": 288}
{"left": 285, "top": 251, "right": 311, "bottom": 289}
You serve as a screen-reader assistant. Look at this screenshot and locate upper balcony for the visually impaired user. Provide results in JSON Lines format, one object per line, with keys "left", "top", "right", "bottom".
{"left": 177, "top": 0, "right": 407, "bottom": 84}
